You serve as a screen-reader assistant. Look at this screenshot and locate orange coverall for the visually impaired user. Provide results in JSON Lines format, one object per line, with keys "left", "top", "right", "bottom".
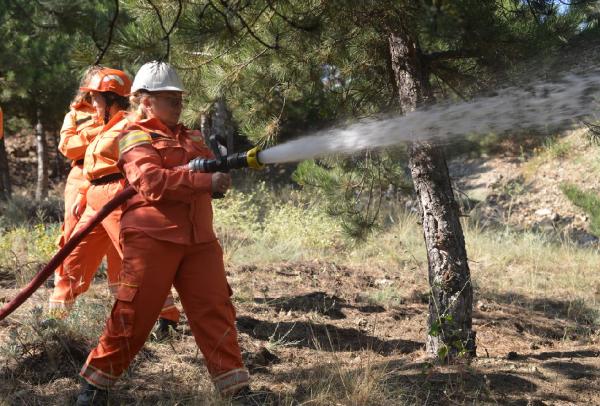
{"left": 50, "top": 102, "right": 120, "bottom": 312}
{"left": 80, "top": 118, "right": 248, "bottom": 395}
{"left": 51, "top": 111, "right": 180, "bottom": 322}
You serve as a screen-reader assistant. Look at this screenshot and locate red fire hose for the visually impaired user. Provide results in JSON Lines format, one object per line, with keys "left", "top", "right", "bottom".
{"left": 0, "top": 145, "right": 264, "bottom": 321}
{"left": 0, "top": 186, "right": 136, "bottom": 321}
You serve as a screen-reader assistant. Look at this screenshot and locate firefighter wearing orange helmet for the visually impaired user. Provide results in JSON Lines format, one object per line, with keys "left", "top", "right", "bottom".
{"left": 50, "top": 66, "right": 122, "bottom": 315}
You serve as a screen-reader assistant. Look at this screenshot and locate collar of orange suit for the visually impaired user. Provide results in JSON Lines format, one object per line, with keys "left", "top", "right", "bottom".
{"left": 102, "top": 110, "right": 128, "bottom": 132}
{"left": 134, "top": 117, "right": 185, "bottom": 140}
{"left": 71, "top": 100, "right": 95, "bottom": 113}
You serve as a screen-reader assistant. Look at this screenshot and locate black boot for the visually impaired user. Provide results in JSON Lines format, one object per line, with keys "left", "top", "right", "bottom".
{"left": 151, "top": 318, "right": 179, "bottom": 342}
{"left": 230, "top": 386, "right": 272, "bottom": 405}
{"left": 75, "top": 382, "right": 108, "bottom": 406}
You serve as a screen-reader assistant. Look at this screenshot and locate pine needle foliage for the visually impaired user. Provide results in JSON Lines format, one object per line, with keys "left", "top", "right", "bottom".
{"left": 2, "top": 0, "right": 598, "bottom": 237}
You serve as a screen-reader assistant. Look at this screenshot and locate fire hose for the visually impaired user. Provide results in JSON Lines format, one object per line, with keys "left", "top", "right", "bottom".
{"left": 0, "top": 147, "right": 264, "bottom": 321}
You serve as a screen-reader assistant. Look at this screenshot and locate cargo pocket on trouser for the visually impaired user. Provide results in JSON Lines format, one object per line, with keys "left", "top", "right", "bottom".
{"left": 107, "top": 285, "right": 138, "bottom": 339}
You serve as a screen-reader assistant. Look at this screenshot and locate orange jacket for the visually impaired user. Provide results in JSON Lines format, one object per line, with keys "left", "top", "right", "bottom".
{"left": 82, "top": 110, "right": 129, "bottom": 183}
{"left": 118, "top": 118, "right": 215, "bottom": 244}
{"left": 58, "top": 101, "right": 103, "bottom": 162}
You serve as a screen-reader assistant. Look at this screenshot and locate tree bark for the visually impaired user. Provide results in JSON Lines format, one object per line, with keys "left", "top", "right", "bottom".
{"left": 388, "top": 31, "right": 476, "bottom": 360}
{"left": 200, "top": 112, "right": 212, "bottom": 142}
{"left": 211, "top": 96, "right": 235, "bottom": 152}
{"left": 53, "top": 130, "right": 65, "bottom": 180}
{"left": 35, "top": 111, "right": 48, "bottom": 201}
{"left": 0, "top": 137, "right": 11, "bottom": 200}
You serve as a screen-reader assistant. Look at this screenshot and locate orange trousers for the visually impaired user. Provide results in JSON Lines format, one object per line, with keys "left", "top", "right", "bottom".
{"left": 80, "top": 231, "right": 248, "bottom": 394}
{"left": 50, "top": 180, "right": 180, "bottom": 323}
{"left": 50, "top": 166, "right": 120, "bottom": 312}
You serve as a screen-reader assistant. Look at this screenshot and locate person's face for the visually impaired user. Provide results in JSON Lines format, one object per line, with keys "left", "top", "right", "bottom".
{"left": 145, "top": 91, "right": 183, "bottom": 128}
{"left": 91, "top": 92, "right": 106, "bottom": 118}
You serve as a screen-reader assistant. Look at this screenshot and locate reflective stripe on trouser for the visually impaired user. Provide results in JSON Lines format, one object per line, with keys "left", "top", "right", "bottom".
{"left": 80, "top": 231, "right": 247, "bottom": 393}
{"left": 49, "top": 182, "right": 180, "bottom": 322}
{"left": 213, "top": 369, "right": 251, "bottom": 395}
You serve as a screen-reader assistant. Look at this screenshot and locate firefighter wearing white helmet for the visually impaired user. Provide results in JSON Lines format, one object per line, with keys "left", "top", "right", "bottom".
{"left": 75, "top": 61, "right": 251, "bottom": 406}
{"left": 127, "top": 61, "right": 188, "bottom": 130}
{"left": 131, "top": 60, "right": 185, "bottom": 93}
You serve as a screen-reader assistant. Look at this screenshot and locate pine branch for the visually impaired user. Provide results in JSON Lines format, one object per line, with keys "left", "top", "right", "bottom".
{"left": 197, "top": 1, "right": 211, "bottom": 21}
{"left": 94, "top": 0, "right": 119, "bottom": 65}
{"left": 583, "top": 120, "right": 600, "bottom": 145}
{"left": 168, "top": 1, "right": 183, "bottom": 37}
{"left": 147, "top": 0, "right": 183, "bottom": 60}
{"left": 208, "top": 0, "right": 236, "bottom": 35}
{"left": 425, "top": 49, "right": 480, "bottom": 64}
{"left": 91, "top": 28, "right": 104, "bottom": 53}
{"left": 433, "top": 72, "right": 468, "bottom": 101}
{"left": 176, "top": 28, "right": 253, "bottom": 69}
{"left": 265, "top": 0, "right": 319, "bottom": 31}
{"left": 217, "top": 0, "right": 279, "bottom": 49}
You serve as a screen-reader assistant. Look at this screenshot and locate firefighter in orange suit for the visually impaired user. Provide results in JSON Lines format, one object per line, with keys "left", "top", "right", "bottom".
{"left": 52, "top": 68, "right": 180, "bottom": 330}
{"left": 49, "top": 66, "right": 121, "bottom": 314}
{"left": 76, "top": 61, "right": 250, "bottom": 405}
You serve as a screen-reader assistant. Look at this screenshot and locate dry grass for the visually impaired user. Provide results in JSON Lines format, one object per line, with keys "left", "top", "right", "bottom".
{"left": 214, "top": 191, "right": 600, "bottom": 325}
{"left": 522, "top": 132, "right": 578, "bottom": 180}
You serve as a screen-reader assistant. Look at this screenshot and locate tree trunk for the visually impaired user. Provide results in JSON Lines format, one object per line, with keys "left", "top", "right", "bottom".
{"left": 388, "top": 31, "right": 476, "bottom": 360}
{"left": 35, "top": 112, "right": 48, "bottom": 201}
{"left": 211, "top": 96, "right": 235, "bottom": 153}
{"left": 0, "top": 137, "right": 11, "bottom": 200}
{"left": 200, "top": 112, "right": 212, "bottom": 142}
{"left": 53, "top": 130, "right": 65, "bottom": 180}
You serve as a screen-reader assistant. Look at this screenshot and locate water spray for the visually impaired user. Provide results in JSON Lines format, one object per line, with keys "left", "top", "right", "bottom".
{"left": 257, "top": 70, "right": 600, "bottom": 165}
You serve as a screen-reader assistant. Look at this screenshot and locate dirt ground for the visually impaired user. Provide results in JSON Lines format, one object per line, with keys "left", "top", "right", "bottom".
{"left": 0, "top": 260, "right": 598, "bottom": 405}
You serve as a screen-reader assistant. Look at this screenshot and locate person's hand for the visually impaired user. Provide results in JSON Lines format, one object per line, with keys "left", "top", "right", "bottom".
{"left": 71, "top": 193, "right": 86, "bottom": 218}
{"left": 211, "top": 172, "right": 232, "bottom": 195}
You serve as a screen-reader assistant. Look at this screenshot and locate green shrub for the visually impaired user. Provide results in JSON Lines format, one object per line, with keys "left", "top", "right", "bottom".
{"left": 0, "top": 195, "right": 63, "bottom": 229}
{"left": 0, "top": 222, "right": 60, "bottom": 285}
{"left": 214, "top": 183, "right": 345, "bottom": 264}
{"left": 560, "top": 183, "right": 600, "bottom": 235}
{"left": 542, "top": 136, "right": 571, "bottom": 159}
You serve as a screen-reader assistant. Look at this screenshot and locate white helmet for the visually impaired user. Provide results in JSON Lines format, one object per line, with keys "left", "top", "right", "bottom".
{"left": 131, "top": 61, "right": 185, "bottom": 93}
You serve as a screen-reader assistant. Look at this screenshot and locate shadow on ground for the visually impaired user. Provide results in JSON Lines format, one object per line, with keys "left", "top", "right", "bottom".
{"left": 237, "top": 315, "right": 422, "bottom": 355}
{"left": 254, "top": 291, "right": 386, "bottom": 320}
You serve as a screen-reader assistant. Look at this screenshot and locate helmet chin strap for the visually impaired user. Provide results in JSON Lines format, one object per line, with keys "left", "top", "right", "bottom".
{"left": 102, "top": 93, "right": 115, "bottom": 124}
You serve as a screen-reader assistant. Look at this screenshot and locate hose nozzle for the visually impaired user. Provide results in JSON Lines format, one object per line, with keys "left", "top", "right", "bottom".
{"left": 188, "top": 146, "right": 265, "bottom": 173}
{"left": 245, "top": 146, "right": 265, "bottom": 170}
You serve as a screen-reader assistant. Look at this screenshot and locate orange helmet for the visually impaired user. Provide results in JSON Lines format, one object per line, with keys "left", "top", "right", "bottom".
{"left": 80, "top": 68, "right": 131, "bottom": 97}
